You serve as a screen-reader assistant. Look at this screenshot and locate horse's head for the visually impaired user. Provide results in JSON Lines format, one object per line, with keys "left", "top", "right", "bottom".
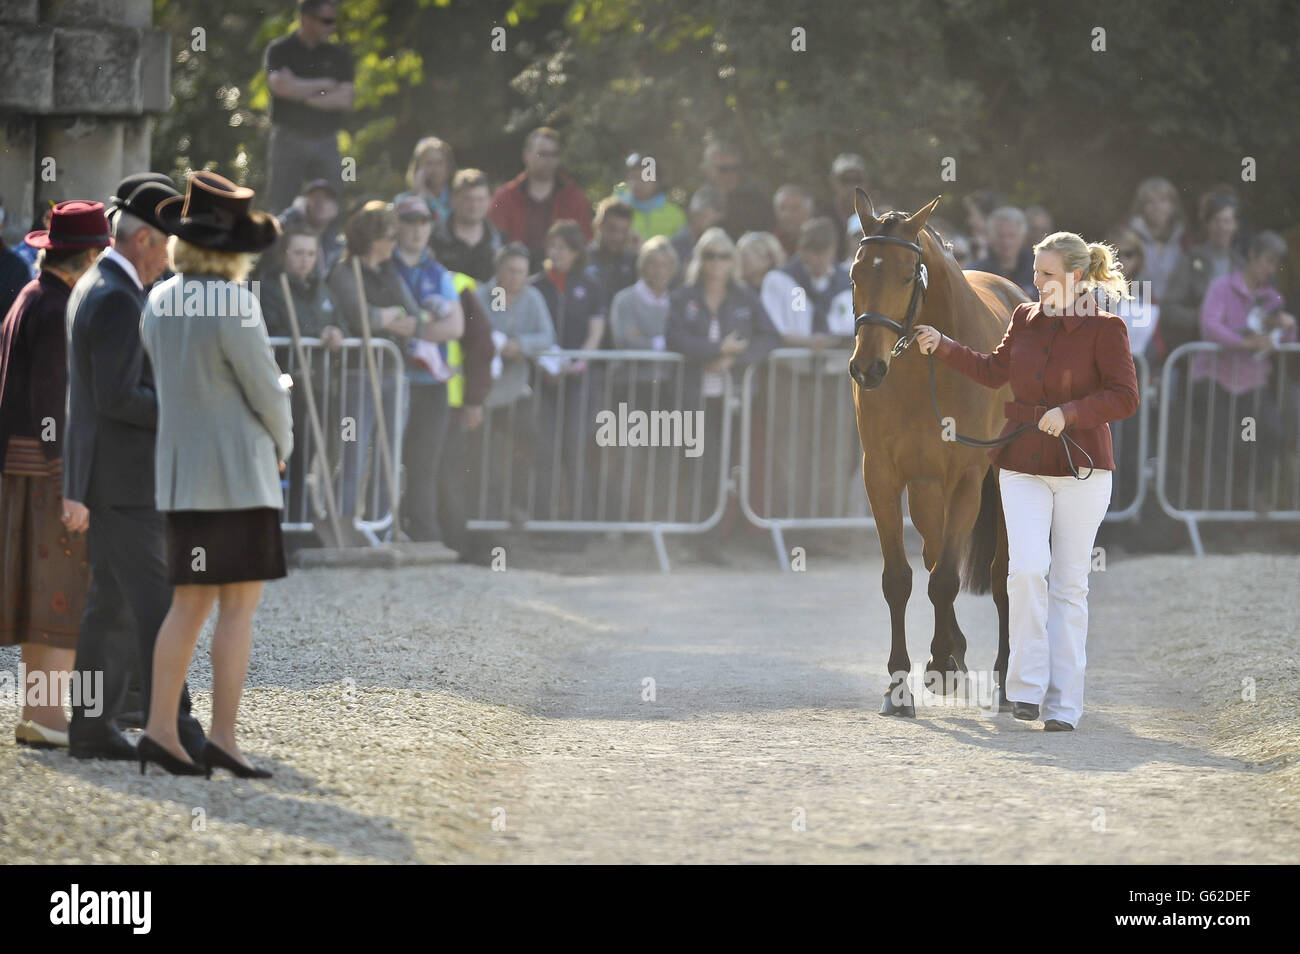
{"left": 848, "top": 188, "right": 940, "bottom": 390}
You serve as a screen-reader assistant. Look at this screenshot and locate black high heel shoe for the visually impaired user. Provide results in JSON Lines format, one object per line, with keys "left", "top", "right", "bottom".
{"left": 137, "top": 734, "right": 207, "bottom": 776}
{"left": 201, "top": 741, "right": 272, "bottom": 779}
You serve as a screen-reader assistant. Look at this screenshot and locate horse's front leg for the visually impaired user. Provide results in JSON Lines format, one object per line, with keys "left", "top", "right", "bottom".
{"left": 906, "top": 478, "right": 966, "bottom": 697}
{"left": 864, "top": 455, "right": 914, "bottom": 717}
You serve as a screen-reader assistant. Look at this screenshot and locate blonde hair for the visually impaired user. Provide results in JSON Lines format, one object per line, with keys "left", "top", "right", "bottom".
{"left": 636, "top": 234, "right": 679, "bottom": 277}
{"left": 1033, "top": 231, "right": 1131, "bottom": 302}
{"left": 736, "top": 231, "right": 785, "bottom": 275}
{"left": 168, "top": 237, "right": 251, "bottom": 283}
{"left": 685, "top": 227, "right": 740, "bottom": 286}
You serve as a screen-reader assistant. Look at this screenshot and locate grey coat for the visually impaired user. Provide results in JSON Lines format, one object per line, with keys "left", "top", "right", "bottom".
{"left": 140, "top": 273, "right": 293, "bottom": 512}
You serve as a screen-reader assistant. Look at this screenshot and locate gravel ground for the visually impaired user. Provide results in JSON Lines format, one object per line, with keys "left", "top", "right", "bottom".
{"left": 1, "top": 536, "right": 1296, "bottom": 864}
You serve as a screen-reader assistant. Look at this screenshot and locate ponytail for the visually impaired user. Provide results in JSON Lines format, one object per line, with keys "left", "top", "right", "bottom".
{"left": 1082, "top": 242, "right": 1131, "bottom": 301}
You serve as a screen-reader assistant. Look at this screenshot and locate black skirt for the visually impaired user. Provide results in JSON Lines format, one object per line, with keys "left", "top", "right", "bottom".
{"left": 165, "top": 508, "right": 287, "bottom": 585}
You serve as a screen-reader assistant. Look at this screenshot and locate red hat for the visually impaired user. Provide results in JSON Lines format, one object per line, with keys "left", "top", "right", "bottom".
{"left": 24, "top": 200, "right": 112, "bottom": 250}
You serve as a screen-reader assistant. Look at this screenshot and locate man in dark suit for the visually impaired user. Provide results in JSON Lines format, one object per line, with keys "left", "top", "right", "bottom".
{"left": 63, "top": 174, "right": 206, "bottom": 762}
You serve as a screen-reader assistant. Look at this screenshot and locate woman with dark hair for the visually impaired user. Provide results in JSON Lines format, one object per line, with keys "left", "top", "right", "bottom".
{"left": 1189, "top": 230, "right": 1298, "bottom": 512}
{"left": 0, "top": 201, "right": 109, "bottom": 749}
{"left": 259, "top": 221, "right": 344, "bottom": 530}
{"left": 326, "top": 200, "right": 428, "bottom": 529}
{"left": 1162, "top": 192, "right": 1243, "bottom": 356}
{"left": 529, "top": 219, "right": 605, "bottom": 527}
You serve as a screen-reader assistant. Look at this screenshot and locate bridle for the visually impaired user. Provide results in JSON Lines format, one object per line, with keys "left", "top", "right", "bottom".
{"left": 852, "top": 234, "right": 929, "bottom": 358}
{"left": 850, "top": 231, "right": 1094, "bottom": 479}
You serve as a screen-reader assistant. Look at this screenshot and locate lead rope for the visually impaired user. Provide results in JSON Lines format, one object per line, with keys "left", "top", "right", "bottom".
{"left": 924, "top": 351, "right": 1094, "bottom": 479}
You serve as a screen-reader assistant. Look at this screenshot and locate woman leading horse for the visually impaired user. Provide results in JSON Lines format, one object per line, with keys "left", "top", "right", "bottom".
{"left": 914, "top": 230, "right": 1139, "bottom": 731}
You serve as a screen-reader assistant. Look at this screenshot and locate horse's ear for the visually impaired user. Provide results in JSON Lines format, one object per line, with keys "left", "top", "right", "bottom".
{"left": 854, "top": 187, "right": 879, "bottom": 231}
{"left": 906, "top": 195, "right": 941, "bottom": 234}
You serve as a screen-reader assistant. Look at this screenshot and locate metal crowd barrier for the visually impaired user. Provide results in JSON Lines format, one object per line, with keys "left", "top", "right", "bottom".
{"left": 464, "top": 350, "right": 734, "bottom": 571}
{"left": 737, "top": 348, "right": 904, "bottom": 569}
{"left": 1106, "top": 349, "right": 1151, "bottom": 522}
{"left": 739, "top": 348, "right": 1154, "bottom": 570}
{"left": 269, "top": 336, "right": 409, "bottom": 544}
{"left": 1156, "top": 342, "right": 1300, "bottom": 555}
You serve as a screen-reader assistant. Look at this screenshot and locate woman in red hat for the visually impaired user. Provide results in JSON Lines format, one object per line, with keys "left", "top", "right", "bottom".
{"left": 137, "top": 171, "right": 290, "bottom": 777}
{"left": 0, "top": 201, "right": 111, "bottom": 748}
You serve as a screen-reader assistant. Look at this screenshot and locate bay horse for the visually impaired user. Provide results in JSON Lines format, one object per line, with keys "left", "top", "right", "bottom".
{"left": 847, "top": 188, "right": 1027, "bottom": 716}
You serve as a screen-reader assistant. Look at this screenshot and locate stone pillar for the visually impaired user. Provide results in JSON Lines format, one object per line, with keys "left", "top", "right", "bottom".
{"left": 0, "top": 0, "right": 170, "bottom": 244}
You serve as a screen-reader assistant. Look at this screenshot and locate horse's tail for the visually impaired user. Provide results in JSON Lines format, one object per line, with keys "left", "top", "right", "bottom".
{"left": 961, "top": 465, "right": 1001, "bottom": 595}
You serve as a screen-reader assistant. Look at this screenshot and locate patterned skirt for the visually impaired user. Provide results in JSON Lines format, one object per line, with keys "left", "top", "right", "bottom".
{"left": 0, "top": 442, "right": 90, "bottom": 649}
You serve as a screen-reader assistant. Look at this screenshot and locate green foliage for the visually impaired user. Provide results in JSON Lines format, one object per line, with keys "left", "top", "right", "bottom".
{"left": 151, "top": 0, "right": 1299, "bottom": 232}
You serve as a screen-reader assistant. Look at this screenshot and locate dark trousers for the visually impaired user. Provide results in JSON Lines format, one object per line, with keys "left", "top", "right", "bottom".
{"left": 266, "top": 125, "right": 342, "bottom": 216}
{"left": 401, "top": 381, "right": 450, "bottom": 541}
{"left": 436, "top": 407, "right": 472, "bottom": 554}
{"left": 69, "top": 506, "right": 203, "bottom": 749}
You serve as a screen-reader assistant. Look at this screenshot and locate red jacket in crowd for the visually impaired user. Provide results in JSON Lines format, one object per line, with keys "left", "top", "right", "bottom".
{"left": 489, "top": 172, "right": 593, "bottom": 255}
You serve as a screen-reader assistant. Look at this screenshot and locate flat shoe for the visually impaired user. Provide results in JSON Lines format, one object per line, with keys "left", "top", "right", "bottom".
{"left": 15, "top": 720, "right": 69, "bottom": 749}
{"left": 1044, "top": 719, "right": 1075, "bottom": 731}
{"left": 1012, "top": 701, "right": 1040, "bottom": 721}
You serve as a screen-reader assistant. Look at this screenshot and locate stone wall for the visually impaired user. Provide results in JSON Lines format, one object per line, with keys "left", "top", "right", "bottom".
{"left": 0, "top": 0, "right": 169, "bottom": 243}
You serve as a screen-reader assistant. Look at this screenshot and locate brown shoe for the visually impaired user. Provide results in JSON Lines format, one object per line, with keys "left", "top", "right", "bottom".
{"left": 1044, "top": 719, "right": 1075, "bottom": 731}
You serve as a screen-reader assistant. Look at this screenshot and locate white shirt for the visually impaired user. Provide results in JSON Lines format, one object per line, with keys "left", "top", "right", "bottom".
{"left": 102, "top": 247, "right": 143, "bottom": 292}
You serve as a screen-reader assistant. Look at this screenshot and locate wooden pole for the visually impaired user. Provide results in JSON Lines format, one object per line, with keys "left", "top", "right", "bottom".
{"left": 278, "top": 272, "right": 345, "bottom": 548}
{"left": 351, "top": 256, "right": 401, "bottom": 538}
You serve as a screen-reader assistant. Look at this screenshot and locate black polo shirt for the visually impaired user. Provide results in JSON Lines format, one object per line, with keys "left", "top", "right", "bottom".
{"left": 264, "top": 32, "right": 354, "bottom": 136}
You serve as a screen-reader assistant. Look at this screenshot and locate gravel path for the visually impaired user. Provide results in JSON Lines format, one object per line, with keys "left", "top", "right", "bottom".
{"left": 2, "top": 545, "right": 1296, "bottom": 863}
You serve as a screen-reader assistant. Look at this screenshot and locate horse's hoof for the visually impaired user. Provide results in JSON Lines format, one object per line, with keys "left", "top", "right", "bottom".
{"left": 880, "top": 682, "right": 917, "bottom": 717}
{"left": 879, "top": 698, "right": 917, "bottom": 717}
{"left": 995, "top": 686, "right": 1015, "bottom": 713}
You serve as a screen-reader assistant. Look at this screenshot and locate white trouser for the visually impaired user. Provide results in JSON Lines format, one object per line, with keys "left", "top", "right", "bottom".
{"left": 998, "top": 468, "right": 1113, "bottom": 726}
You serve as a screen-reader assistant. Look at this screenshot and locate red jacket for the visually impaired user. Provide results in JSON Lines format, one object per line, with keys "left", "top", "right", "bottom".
{"left": 489, "top": 172, "right": 592, "bottom": 251}
{"left": 933, "top": 299, "right": 1140, "bottom": 476}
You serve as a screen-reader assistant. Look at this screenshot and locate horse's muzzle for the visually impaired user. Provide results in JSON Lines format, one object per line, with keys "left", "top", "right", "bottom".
{"left": 849, "top": 357, "right": 888, "bottom": 390}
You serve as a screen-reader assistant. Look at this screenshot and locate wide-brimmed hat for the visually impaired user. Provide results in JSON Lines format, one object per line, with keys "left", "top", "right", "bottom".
{"left": 109, "top": 173, "right": 180, "bottom": 233}
{"left": 24, "top": 200, "right": 112, "bottom": 250}
{"left": 156, "top": 171, "right": 280, "bottom": 253}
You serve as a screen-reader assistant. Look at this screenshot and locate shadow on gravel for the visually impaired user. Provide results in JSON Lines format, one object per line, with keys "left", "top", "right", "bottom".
{"left": 19, "top": 748, "right": 422, "bottom": 863}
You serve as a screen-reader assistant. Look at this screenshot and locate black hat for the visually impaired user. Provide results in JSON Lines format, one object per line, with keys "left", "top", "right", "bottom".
{"left": 109, "top": 172, "right": 180, "bottom": 233}
{"left": 155, "top": 171, "right": 280, "bottom": 253}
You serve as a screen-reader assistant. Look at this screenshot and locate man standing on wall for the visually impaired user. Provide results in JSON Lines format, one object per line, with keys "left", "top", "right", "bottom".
{"left": 263, "top": 0, "right": 354, "bottom": 213}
